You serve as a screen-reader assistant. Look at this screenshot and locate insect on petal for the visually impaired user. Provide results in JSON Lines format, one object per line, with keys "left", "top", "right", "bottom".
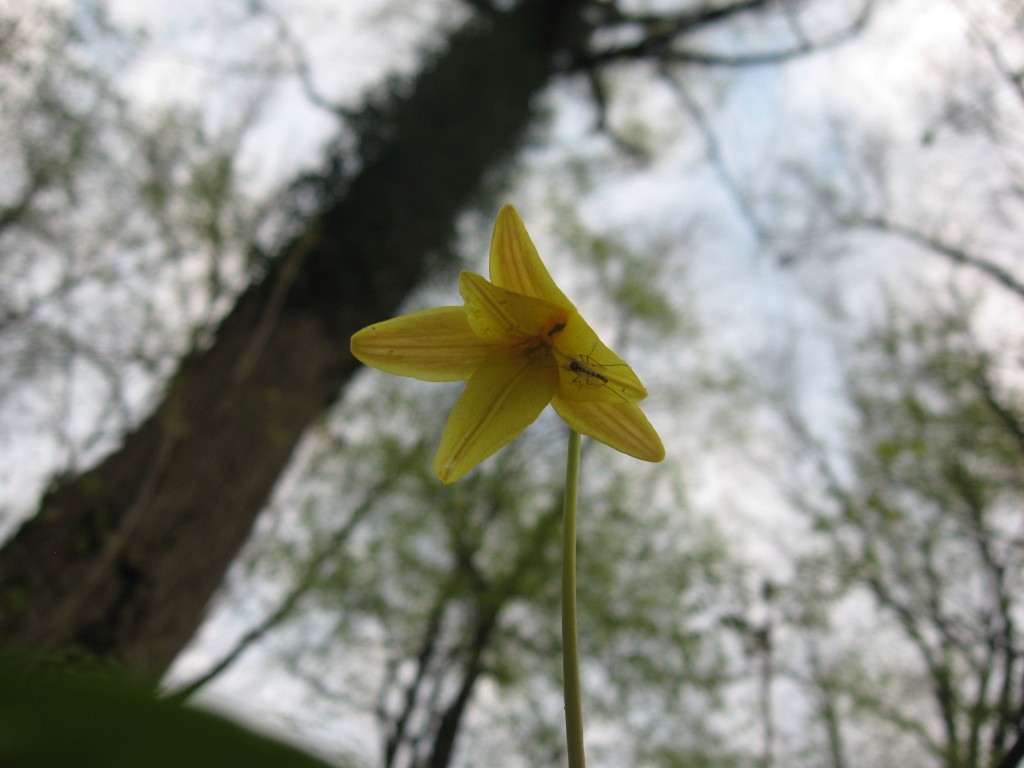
{"left": 551, "top": 314, "right": 648, "bottom": 403}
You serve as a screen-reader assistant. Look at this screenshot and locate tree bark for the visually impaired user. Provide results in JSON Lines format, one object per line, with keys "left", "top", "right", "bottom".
{"left": 0, "top": 0, "right": 582, "bottom": 676}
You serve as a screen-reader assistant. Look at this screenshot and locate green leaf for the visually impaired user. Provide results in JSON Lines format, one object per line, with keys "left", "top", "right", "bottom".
{"left": 0, "top": 658, "right": 340, "bottom": 768}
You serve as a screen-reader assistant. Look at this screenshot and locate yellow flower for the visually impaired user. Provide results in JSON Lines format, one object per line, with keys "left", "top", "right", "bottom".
{"left": 350, "top": 204, "right": 665, "bottom": 483}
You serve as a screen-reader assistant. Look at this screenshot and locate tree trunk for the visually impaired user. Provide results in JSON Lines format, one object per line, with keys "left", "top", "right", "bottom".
{"left": 0, "top": 0, "right": 582, "bottom": 676}
{"left": 426, "top": 608, "right": 499, "bottom": 768}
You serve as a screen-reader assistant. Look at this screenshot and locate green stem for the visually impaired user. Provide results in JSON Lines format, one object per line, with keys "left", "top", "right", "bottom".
{"left": 562, "top": 429, "right": 586, "bottom": 768}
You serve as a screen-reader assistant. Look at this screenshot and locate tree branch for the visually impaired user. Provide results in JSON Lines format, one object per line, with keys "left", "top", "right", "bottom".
{"left": 575, "top": 0, "right": 872, "bottom": 70}
{"left": 973, "top": 362, "right": 1024, "bottom": 458}
{"left": 167, "top": 471, "right": 394, "bottom": 701}
{"left": 659, "top": 66, "right": 768, "bottom": 245}
{"left": 595, "top": 0, "right": 771, "bottom": 29}
{"left": 998, "top": 731, "right": 1024, "bottom": 768}
{"left": 246, "top": 0, "right": 355, "bottom": 120}
{"left": 855, "top": 216, "right": 1024, "bottom": 302}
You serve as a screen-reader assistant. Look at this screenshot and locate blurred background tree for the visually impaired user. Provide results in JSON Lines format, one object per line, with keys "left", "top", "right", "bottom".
{"left": 1, "top": 1, "right": 1022, "bottom": 767}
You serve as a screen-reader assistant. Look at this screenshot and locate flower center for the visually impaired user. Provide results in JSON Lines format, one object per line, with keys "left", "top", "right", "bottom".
{"left": 519, "top": 313, "right": 567, "bottom": 362}
{"left": 543, "top": 318, "right": 567, "bottom": 338}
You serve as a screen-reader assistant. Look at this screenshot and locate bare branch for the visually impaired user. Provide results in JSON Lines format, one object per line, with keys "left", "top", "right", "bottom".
{"left": 246, "top": 0, "right": 355, "bottom": 120}
{"left": 595, "top": 0, "right": 775, "bottom": 34}
{"left": 458, "top": 0, "right": 498, "bottom": 17}
{"left": 0, "top": 168, "right": 48, "bottom": 236}
{"left": 974, "top": 363, "right": 1024, "bottom": 458}
{"left": 167, "top": 471, "right": 396, "bottom": 701}
{"left": 581, "top": 66, "right": 650, "bottom": 161}
{"left": 854, "top": 216, "right": 1024, "bottom": 302}
{"left": 576, "top": 0, "right": 873, "bottom": 70}
{"left": 382, "top": 599, "right": 448, "bottom": 768}
{"left": 950, "top": 0, "right": 1024, "bottom": 112}
{"left": 659, "top": 66, "right": 769, "bottom": 245}
{"left": 997, "top": 732, "right": 1024, "bottom": 768}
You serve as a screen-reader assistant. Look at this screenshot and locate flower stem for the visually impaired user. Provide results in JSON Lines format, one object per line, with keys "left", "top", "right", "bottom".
{"left": 562, "top": 429, "right": 586, "bottom": 768}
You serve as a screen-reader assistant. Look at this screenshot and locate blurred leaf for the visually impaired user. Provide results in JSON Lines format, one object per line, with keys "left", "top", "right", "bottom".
{"left": 0, "top": 658, "right": 340, "bottom": 768}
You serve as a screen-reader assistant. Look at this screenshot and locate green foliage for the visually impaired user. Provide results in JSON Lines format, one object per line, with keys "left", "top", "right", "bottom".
{"left": 0, "top": 656, "right": 342, "bottom": 768}
{"left": 643, "top": 746, "right": 748, "bottom": 768}
{"left": 787, "top": 296, "right": 1024, "bottom": 768}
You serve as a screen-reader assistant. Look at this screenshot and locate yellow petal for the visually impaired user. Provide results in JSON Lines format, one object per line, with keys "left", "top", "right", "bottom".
{"left": 550, "top": 314, "right": 648, "bottom": 403}
{"left": 351, "top": 307, "right": 492, "bottom": 381}
{"left": 460, "top": 271, "right": 568, "bottom": 341}
{"left": 488, "top": 205, "right": 574, "bottom": 309}
{"left": 551, "top": 395, "right": 665, "bottom": 462}
{"left": 434, "top": 349, "right": 557, "bottom": 483}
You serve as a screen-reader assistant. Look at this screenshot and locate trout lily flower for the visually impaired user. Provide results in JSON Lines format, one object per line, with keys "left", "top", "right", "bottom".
{"left": 350, "top": 205, "right": 665, "bottom": 483}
